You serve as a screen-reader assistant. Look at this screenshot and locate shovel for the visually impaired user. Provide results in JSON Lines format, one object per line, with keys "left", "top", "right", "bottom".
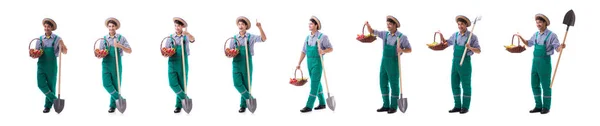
{"left": 179, "top": 30, "right": 193, "bottom": 114}
{"left": 243, "top": 35, "right": 257, "bottom": 113}
{"left": 550, "top": 9, "right": 575, "bottom": 88}
{"left": 316, "top": 37, "right": 335, "bottom": 111}
{"left": 396, "top": 38, "right": 407, "bottom": 113}
{"left": 459, "top": 16, "right": 482, "bottom": 66}
{"left": 53, "top": 44, "right": 65, "bottom": 114}
{"left": 113, "top": 39, "right": 127, "bottom": 114}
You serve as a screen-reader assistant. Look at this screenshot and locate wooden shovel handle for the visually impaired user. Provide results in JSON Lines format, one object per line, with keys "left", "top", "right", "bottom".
{"left": 550, "top": 31, "right": 568, "bottom": 88}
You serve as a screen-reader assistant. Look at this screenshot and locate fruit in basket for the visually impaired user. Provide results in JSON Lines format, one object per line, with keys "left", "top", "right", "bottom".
{"left": 289, "top": 78, "right": 298, "bottom": 84}
{"left": 30, "top": 49, "right": 44, "bottom": 57}
{"left": 356, "top": 34, "right": 375, "bottom": 40}
{"left": 95, "top": 49, "right": 108, "bottom": 57}
{"left": 504, "top": 44, "right": 516, "bottom": 49}
{"left": 226, "top": 48, "right": 239, "bottom": 54}
{"left": 162, "top": 47, "right": 175, "bottom": 54}
{"left": 427, "top": 42, "right": 439, "bottom": 47}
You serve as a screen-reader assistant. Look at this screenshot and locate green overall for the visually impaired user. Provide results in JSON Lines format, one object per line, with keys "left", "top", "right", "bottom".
{"left": 379, "top": 32, "right": 403, "bottom": 109}
{"left": 531, "top": 31, "right": 553, "bottom": 110}
{"left": 232, "top": 34, "right": 253, "bottom": 108}
{"left": 168, "top": 35, "right": 189, "bottom": 108}
{"left": 304, "top": 34, "right": 326, "bottom": 108}
{"left": 37, "top": 36, "right": 58, "bottom": 108}
{"left": 101, "top": 36, "right": 123, "bottom": 108}
{"left": 451, "top": 32, "right": 472, "bottom": 109}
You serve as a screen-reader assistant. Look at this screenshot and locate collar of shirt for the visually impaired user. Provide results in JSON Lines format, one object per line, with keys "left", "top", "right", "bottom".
{"left": 44, "top": 34, "right": 53, "bottom": 39}
{"left": 107, "top": 34, "right": 118, "bottom": 39}
{"left": 310, "top": 31, "right": 321, "bottom": 38}
{"left": 237, "top": 33, "right": 249, "bottom": 39}
{"left": 387, "top": 31, "right": 400, "bottom": 37}
{"left": 539, "top": 29, "right": 549, "bottom": 35}
{"left": 458, "top": 31, "right": 471, "bottom": 37}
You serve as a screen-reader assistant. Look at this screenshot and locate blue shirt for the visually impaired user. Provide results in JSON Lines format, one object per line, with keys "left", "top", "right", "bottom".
{"left": 229, "top": 33, "right": 264, "bottom": 56}
{"left": 373, "top": 30, "right": 411, "bottom": 55}
{"left": 35, "top": 34, "right": 62, "bottom": 57}
{"left": 445, "top": 31, "right": 481, "bottom": 56}
{"left": 302, "top": 31, "right": 333, "bottom": 54}
{"left": 99, "top": 34, "right": 130, "bottom": 56}
{"left": 165, "top": 34, "right": 192, "bottom": 56}
{"left": 526, "top": 29, "right": 560, "bottom": 55}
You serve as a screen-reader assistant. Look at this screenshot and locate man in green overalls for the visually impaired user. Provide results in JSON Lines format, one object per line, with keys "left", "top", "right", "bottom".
{"left": 164, "top": 17, "right": 196, "bottom": 113}
{"left": 99, "top": 17, "right": 132, "bottom": 113}
{"left": 228, "top": 16, "right": 267, "bottom": 113}
{"left": 35, "top": 18, "right": 68, "bottom": 113}
{"left": 515, "top": 14, "right": 565, "bottom": 114}
{"left": 364, "top": 15, "right": 412, "bottom": 114}
{"left": 295, "top": 16, "right": 333, "bottom": 113}
{"left": 438, "top": 15, "right": 481, "bottom": 114}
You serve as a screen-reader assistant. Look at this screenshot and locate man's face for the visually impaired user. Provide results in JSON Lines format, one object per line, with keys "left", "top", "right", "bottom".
{"left": 309, "top": 22, "right": 317, "bottom": 31}
{"left": 387, "top": 22, "right": 396, "bottom": 31}
{"left": 175, "top": 24, "right": 183, "bottom": 33}
{"left": 536, "top": 20, "right": 546, "bottom": 30}
{"left": 457, "top": 22, "right": 467, "bottom": 32}
{"left": 43, "top": 23, "right": 52, "bottom": 34}
{"left": 107, "top": 23, "right": 117, "bottom": 33}
{"left": 237, "top": 21, "right": 247, "bottom": 31}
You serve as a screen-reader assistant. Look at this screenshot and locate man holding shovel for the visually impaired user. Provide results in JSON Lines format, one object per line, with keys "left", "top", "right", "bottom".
{"left": 364, "top": 15, "right": 412, "bottom": 114}
{"left": 165, "top": 17, "right": 196, "bottom": 113}
{"left": 229, "top": 16, "right": 267, "bottom": 113}
{"left": 99, "top": 17, "right": 132, "bottom": 113}
{"left": 35, "top": 18, "right": 68, "bottom": 113}
{"left": 514, "top": 13, "right": 565, "bottom": 114}
{"left": 295, "top": 16, "right": 333, "bottom": 113}
{"left": 437, "top": 15, "right": 481, "bottom": 114}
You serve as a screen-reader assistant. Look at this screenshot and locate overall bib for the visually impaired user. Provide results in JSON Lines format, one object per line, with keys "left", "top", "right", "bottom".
{"left": 304, "top": 34, "right": 326, "bottom": 108}
{"left": 37, "top": 36, "right": 58, "bottom": 108}
{"left": 232, "top": 34, "right": 254, "bottom": 108}
{"left": 451, "top": 32, "right": 472, "bottom": 109}
{"left": 102, "top": 35, "right": 124, "bottom": 108}
{"left": 531, "top": 31, "right": 553, "bottom": 110}
{"left": 168, "top": 35, "right": 190, "bottom": 108}
{"left": 380, "top": 32, "right": 403, "bottom": 110}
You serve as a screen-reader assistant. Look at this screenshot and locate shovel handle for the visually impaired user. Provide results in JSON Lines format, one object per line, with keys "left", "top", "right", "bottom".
{"left": 58, "top": 43, "right": 62, "bottom": 95}
{"left": 316, "top": 38, "right": 331, "bottom": 94}
{"left": 180, "top": 38, "right": 188, "bottom": 93}
{"left": 114, "top": 39, "right": 122, "bottom": 95}
{"left": 550, "top": 30, "right": 569, "bottom": 88}
{"left": 244, "top": 38, "right": 252, "bottom": 94}
{"left": 396, "top": 38, "right": 403, "bottom": 93}
{"left": 459, "top": 21, "right": 479, "bottom": 66}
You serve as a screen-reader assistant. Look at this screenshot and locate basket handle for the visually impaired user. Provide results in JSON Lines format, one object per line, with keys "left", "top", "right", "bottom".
{"left": 362, "top": 24, "right": 368, "bottom": 35}
{"left": 294, "top": 68, "right": 304, "bottom": 79}
{"left": 433, "top": 32, "right": 443, "bottom": 43}
{"left": 223, "top": 37, "right": 234, "bottom": 52}
{"left": 93, "top": 38, "right": 103, "bottom": 50}
{"left": 29, "top": 38, "right": 41, "bottom": 50}
{"left": 511, "top": 34, "right": 521, "bottom": 46}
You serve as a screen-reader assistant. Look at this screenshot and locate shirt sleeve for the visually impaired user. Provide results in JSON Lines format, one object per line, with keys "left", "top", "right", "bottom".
{"left": 399, "top": 35, "right": 411, "bottom": 49}
{"left": 54, "top": 36, "right": 62, "bottom": 57}
{"left": 320, "top": 35, "right": 332, "bottom": 50}
{"left": 250, "top": 33, "right": 263, "bottom": 44}
{"left": 99, "top": 38, "right": 106, "bottom": 50}
{"left": 550, "top": 33, "right": 560, "bottom": 52}
{"left": 527, "top": 33, "right": 536, "bottom": 47}
{"left": 120, "top": 36, "right": 130, "bottom": 55}
{"left": 470, "top": 34, "right": 480, "bottom": 49}
{"left": 35, "top": 39, "right": 42, "bottom": 50}
{"left": 165, "top": 37, "right": 172, "bottom": 48}
{"left": 229, "top": 38, "right": 236, "bottom": 49}
{"left": 446, "top": 33, "right": 455, "bottom": 46}
{"left": 373, "top": 30, "right": 386, "bottom": 39}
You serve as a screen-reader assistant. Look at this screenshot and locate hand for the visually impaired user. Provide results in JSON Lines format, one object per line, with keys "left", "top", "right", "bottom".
{"left": 364, "top": 21, "right": 369, "bottom": 26}
{"left": 114, "top": 42, "right": 123, "bottom": 48}
{"left": 513, "top": 32, "right": 521, "bottom": 37}
{"left": 296, "top": 65, "right": 301, "bottom": 70}
{"left": 558, "top": 44, "right": 566, "bottom": 52}
{"left": 397, "top": 47, "right": 403, "bottom": 54}
{"left": 183, "top": 30, "right": 191, "bottom": 36}
{"left": 436, "top": 30, "right": 441, "bottom": 33}
{"left": 256, "top": 19, "right": 262, "bottom": 28}
{"left": 319, "top": 49, "right": 326, "bottom": 55}
{"left": 59, "top": 42, "right": 67, "bottom": 54}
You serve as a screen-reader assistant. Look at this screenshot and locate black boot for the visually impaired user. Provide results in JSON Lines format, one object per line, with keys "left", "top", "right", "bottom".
{"left": 377, "top": 107, "right": 390, "bottom": 112}
{"left": 174, "top": 108, "right": 181, "bottom": 113}
{"left": 387, "top": 109, "right": 397, "bottom": 114}
{"left": 108, "top": 108, "right": 116, "bottom": 113}
{"left": 540, "top": 108, "right": 550, "bottom": 114}
{"left": 43, "top": 108, "right": 51, "bottom": 113}
{"left": 459, "top": 108, "right": 469, "bottom": 114}
{"left": 314, "top": 105, "right": 326, "bottom": 110}
{"left": 448, "top": 108, "right": 461, "bottom": 113}
{"left": 529, "top": 108, "right": 542, "bottom": 113}
{"left": 238, "top": 107, "right": 246, "bottom": 113}
{"left": 300, "top": 107, "right": 312, "bottom": 113}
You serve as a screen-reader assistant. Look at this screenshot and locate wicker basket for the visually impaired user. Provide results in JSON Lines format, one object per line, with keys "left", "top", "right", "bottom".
{"left": 93, "top": 38, "right": 109, "bottom": 58}
{"left": 289, "top": 68, "right": 308, "bottom": 86}
{"left": 28, "top": 38, "right": 43, "bottom": 58}
{"left": 160, "top": 37, "right": 176, "bottom": 57}
{"left": 505, "top": 34, "right": 526, "bottom": 53}
{"left": 224, "top": 37, "right": 239, "bottom": 58}
{"left": 356, "top": 24, "right": 377, "bottom": 43}
{"left": 427, "top": 32, "right": 449, "bottom": 51}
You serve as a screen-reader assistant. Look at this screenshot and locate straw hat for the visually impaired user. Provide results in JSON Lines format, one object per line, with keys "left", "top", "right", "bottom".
{"left": 387, "top": 15, "right": 400, "bottom": 28}
{"left": 105, "top": 17, "right": 121, "bottom": 30}
{"left": 236, "top": 16, "right": 251, "bottom": 30}
{"left": 42, "top": 18, "right": 57, "bottom": 31}
{"left": 455, "top": 15, "right": 471, "bottom": 27}
{"left": 311, "top": 16, "right": 322, "bottom": 30}
{"left": 535, "top": 13, "right": 550, "bottom": 26}
{"left": 173, "top": 17, "right": 187, "bottom": 28}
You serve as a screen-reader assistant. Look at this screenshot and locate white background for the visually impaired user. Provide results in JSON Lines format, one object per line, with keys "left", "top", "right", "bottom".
{"left": 0, "top": 0, "right": 597, "bottom": 125}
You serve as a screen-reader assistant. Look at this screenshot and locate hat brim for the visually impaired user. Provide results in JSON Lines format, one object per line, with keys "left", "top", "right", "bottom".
{"left": 535, "top": 14, "right": 550, "bottom": 26}
{"left": 105, "top": 17, "right": 121, "bottom": 30}
{"left": 386, "top": 15, "right": 400, "bottom": 28}
{"left": 455, "top": 15, "right": 471, "bottom": 27}
{"left": 311, "top": 16, "right": 321, "bottom": 30}
{"left": 236, "top": 16, "right": 251, "bottom": 30}
{"left": 173, "top": 17, "right": 188, "bottom": 28}
{"left": 42, "top": 18, "right": 57, "bottom": 31}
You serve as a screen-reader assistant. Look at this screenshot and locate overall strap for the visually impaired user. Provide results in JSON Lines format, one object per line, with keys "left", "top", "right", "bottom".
{"left": 396, "top": 33, "right": 403, "bottom": 46}
{"left": 535, "top": 31, "right": 552, "bottom": 45}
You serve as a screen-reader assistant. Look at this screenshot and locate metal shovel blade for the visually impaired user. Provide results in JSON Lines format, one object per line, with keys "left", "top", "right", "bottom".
{"left": 398, "top": 94, "right": 408, "bottom": 113}
{"left": 326, "top": 94, "right": 336, "bottom": 111}
{"left": 53, "top": 98, "right": 65, "bottom": 114}
{"left": 116, "top": 98, "right": 127, "bottom": 113}
{"left": 246, "top": 98, "right": 257, "bottom": 113}
{"left": 182, "top": 98, "right": 193, "bottom": 114}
